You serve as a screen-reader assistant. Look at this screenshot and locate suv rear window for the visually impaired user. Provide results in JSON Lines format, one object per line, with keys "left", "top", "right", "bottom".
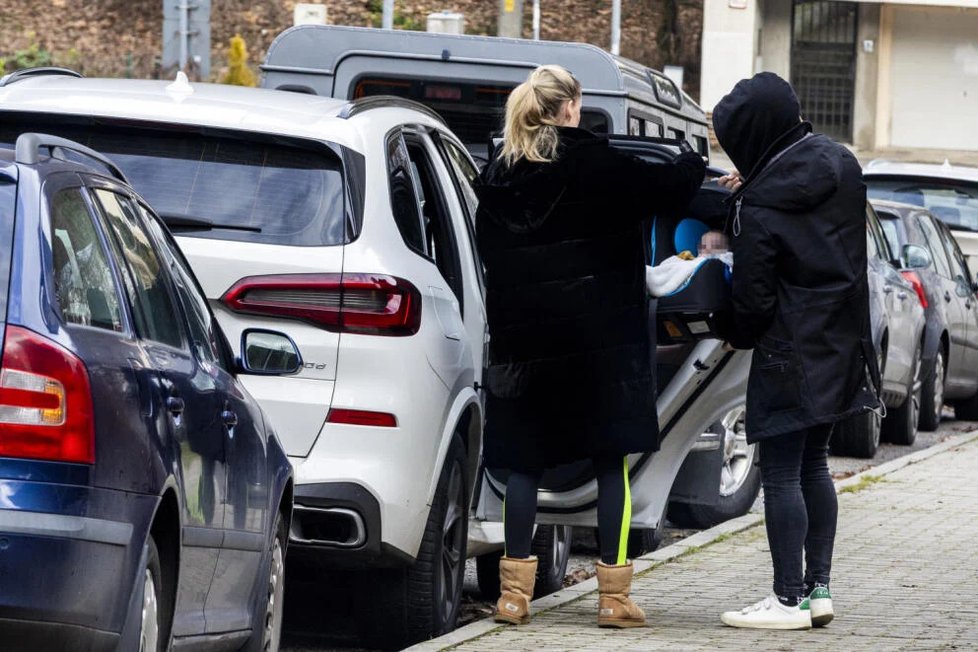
{"left": 867, "top": 178, "right": 978, "bottom": 233}
{"left": 0, "top": 120, "right": 348, "bottom": 247}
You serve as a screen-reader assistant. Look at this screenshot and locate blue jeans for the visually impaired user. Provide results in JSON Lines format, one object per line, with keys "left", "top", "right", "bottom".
{"left": 759, "top": 423, "right": 837, "bottom": 600}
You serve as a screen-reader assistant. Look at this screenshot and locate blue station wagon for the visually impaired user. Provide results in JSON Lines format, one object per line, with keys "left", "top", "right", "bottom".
{"left": 0, "top": 134, "right": 298, "bottom": 651}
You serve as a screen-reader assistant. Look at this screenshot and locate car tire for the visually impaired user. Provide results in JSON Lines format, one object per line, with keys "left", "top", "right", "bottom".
{"left": 953, "top": 391, "right": 978, "bottom": 421}
{"left": 244, "top": 512, "right": 286, "bottom": 652}
{"left": 918, "top": 347, "right": 945, "bottom": 432}
{"left": 475, "top": 524, "right": 573, "bottom": 600}
{"left": 626, "top": 527, "right": 662, "bottom": 559}
{"left": 883, "top": 343, "right": 921, "bottom": 446}
{"left": 530, "top": 524, "right": 572, "bottom": 596}
{"left": 139, "top": 537, "right": 164, "bottom": 652}
{"left": 357, "top": 436, "right": 468, "bottom": 649}
{"left": 830, "top": 409, "right": 882, "bottom": 458}
{"left": 668, "top": 406, "right": 761, "bottom": 529}
{"left": 475, "top": 549, "right": 503, "bottom": 600}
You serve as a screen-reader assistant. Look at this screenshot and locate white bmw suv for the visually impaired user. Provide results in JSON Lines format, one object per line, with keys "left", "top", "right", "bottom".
{"left": 2, "top": 68, "right": 760, "bottom": 649}
{"left": 0, "top": 70, "right": 489, "bottom": 647}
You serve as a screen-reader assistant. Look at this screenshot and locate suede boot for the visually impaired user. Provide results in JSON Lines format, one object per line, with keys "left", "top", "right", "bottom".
{"left": 597, "top": 561, "right": 647, "bottom": 628}
{"left": 494, "top": 556, "right": 538, "bottom": 625}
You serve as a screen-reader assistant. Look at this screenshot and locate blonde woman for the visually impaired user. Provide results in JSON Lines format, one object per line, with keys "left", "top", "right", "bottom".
{"left": 474, "top": 65, "right": 705, "bottom": 628}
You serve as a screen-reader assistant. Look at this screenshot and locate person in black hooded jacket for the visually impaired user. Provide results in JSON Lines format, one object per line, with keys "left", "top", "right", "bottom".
{"left": 713, "top": 72, "right": 880, "bottom": 630}
{"left": 475, "top": 64, "right": 704, "bottom": 629}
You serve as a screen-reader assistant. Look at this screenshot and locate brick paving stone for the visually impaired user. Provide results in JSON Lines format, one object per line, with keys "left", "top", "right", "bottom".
{"left": 446, "top": 437, "right": 978, "bottom": 651}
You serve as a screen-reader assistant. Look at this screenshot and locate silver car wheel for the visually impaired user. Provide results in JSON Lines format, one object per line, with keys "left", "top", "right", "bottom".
{"left": 140, "top": 568, "right": 159, "bottom": 652}
{"left": 932, "top": 351, "right": 945, "bottom": 425}
{"left": 262, "top": 537, "right": 284, "bottom": 652}
{"left": 719, "top": 406, "right": 755, "bottom": 498}
{"left": 910, "top": 346, "right": 922, "bottom": 430}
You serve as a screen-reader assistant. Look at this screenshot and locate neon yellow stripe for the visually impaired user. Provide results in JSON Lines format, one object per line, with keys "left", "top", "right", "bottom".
{"left": 617, "top": 457, "right": 631, "bottom": 565}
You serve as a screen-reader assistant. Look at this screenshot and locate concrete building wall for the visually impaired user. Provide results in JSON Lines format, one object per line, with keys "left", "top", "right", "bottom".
{"left": 853, "top": 4, "right": 882, "bottom": 149}
{"left": 758, "top": 0, "right": 792, "bottom": 80}
{"left": 888, "top": 5, "right": 978, "bottom": 150}
{"left": 700, "top": 1, "right": 760, "bottom": 112}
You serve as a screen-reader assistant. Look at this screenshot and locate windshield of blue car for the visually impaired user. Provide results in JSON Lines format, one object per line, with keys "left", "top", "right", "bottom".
{"left": 866, "top": 178, "right": 978, "bottom": 233}
{"left": 0, "top": 118, "right": 349, "bottom": 247}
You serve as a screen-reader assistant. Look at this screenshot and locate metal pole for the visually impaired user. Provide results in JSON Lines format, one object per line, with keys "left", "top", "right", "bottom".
{"left": 533, "top": 0, "right": 540, "bottom": 40}
{"left": 178, "top": 1, "right": 188, "bottom": 70}
{"left": 610, "top": 0, "right": 621, "bottom": 55}
{"left": 382, "top": 0, "right": 394, "bottom": 29}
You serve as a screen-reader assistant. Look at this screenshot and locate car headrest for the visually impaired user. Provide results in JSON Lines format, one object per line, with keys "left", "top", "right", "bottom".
{"left": 674, "top": 218, "right": 709, "bottom": 255}
{"left": 686, "top": 179, "right": 731, "bottom": 228}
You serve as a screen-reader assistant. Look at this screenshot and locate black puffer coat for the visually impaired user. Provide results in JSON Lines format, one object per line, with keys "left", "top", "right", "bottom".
{"left": 475, "top": 127, "right": 705, "bottom": 472}
{"left": 713, "top": 73, "right": 880, "bottom": 443}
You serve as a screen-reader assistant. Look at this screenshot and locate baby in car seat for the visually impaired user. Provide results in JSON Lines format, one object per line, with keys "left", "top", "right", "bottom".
{"left": 646, "top": 229, "right": 733, "bottom": 297}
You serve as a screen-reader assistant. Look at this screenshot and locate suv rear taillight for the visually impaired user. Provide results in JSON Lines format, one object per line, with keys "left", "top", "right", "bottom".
{"left": 900, "top": 271, "right": 929, "bottom": 309}
{"left": 0, "top": 326, "right": 94, "bottom": 464}
{"left": 221, "top": 273, "right": 422, "bottom": 336}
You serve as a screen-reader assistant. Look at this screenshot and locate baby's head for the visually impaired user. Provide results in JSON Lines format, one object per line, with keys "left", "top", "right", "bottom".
{"left": 699, "top": 230, "right": 729, "bottom": 256}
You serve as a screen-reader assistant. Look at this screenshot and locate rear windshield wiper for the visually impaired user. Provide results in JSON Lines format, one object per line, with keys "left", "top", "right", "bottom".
{"left": 160, "top": 212, "right": 262, "bottom": 233}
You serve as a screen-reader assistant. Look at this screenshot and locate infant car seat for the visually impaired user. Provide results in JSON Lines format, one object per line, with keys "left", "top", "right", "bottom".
{"left": 650, "top": 178, "right": 732, "bottom": 343}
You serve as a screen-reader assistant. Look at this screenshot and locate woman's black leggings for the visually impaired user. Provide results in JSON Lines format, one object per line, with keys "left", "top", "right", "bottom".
{"left": 504, "top": 454, "right": 631, "bottom": 565}
{"left": 759, "top": 423, "right": 838, "bottom": 600}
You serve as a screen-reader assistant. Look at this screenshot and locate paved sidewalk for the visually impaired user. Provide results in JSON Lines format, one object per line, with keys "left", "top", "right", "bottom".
{"left": 415, "top": 432, "right": 978, "bottom": 651}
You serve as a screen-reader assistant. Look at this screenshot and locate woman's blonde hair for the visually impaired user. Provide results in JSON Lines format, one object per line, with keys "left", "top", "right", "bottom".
{"left": 500, "top": 65, "right": 582, "bottom": 167}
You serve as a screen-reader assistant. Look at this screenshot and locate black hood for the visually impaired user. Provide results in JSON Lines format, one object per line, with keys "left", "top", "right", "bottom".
{"left": 475, "top": 127, "right": 597, "bottom": 234}
{"left": 712, "top": 72, "right": 811, "bottom": 182}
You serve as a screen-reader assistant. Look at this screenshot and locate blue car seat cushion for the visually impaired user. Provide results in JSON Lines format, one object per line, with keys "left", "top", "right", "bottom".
{"left": 673, "top": 218, "right": 710, "bottom": 256}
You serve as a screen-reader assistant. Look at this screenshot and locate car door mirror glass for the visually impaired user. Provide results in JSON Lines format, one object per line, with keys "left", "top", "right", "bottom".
{"left": 240, "top": 329, "right": 302, "bottom": 375}
{"left": 902, "top": 244, "right": 932, "bottom": 270}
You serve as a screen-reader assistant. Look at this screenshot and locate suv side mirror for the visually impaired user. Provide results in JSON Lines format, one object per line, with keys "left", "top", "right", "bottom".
{"left": 902, "top": 244, "right": 932, "bottom": 270}
{"left": 240, "top": 329, "right": 302, "bottom": 375}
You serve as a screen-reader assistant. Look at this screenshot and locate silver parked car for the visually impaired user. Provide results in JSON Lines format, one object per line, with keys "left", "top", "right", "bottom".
{"left": 864, "top": 159, "right": 978, "bottom": 276}
{"left": 831, "top": 203, "right": 926, "bottom": 458}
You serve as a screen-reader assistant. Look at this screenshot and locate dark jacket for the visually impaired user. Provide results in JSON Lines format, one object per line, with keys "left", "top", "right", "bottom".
{"left": 475, "top": 127, "right": 705, "bottom": 471}
{"left": 713, "top": 73, "right": 880, "bottom": 442}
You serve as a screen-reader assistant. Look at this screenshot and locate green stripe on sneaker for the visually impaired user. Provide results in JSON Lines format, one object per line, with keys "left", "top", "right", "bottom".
{"left": 810, "top": 587, "right": 831, "bottom": 600}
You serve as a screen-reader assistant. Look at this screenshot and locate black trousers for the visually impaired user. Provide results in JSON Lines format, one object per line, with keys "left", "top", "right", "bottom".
{"left": 759, "top": 423, "right": 838, "bottom": 600}
{"left": 504, "top": 454, "right": 631, "bottom": 566}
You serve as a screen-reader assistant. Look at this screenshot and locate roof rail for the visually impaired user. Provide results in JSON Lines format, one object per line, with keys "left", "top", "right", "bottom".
{"left": 337, "top": 95, "right": 446, "bottom": 125}
{"left": 0, "top": 67, "right": 83, "bottom": 87}
{"left": 15, "top": 133, "right": 129, "bottom": 184}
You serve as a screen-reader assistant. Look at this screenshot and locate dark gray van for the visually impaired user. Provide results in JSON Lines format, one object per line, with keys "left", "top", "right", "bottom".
{"left": 260, "top": 25, "right": 710, "bottom": 164}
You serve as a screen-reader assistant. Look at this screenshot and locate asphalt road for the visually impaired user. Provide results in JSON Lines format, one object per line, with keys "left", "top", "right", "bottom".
{"left": 282, "top": 413, "right": 977, "bottom": 652}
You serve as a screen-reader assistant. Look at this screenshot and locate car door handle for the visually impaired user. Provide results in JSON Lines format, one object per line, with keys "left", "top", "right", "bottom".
{"left": 945, "top": 291, "right": 953, "bottom": 303}
{"left": 166, "top": 396, "right": 185, "bottom": 417}
{"left": 221, "top": 410, "right": 238, "bottom": 428}
{"left": 883, "top": 285, "right": 893, "bottom": 294}
{"left": 897, "top": 291, "right": 908, "bottom": 301}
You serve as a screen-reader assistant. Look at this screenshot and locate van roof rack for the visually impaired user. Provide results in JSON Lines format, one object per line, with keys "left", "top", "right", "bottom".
{"left": 15, "top": 133, "right": 129, "bottom": 184}
{"left": 337, "top": 95, "right": 446, "bottom": 125}
{"left": 0, "top": 67, "right": 83, "bottom": 87}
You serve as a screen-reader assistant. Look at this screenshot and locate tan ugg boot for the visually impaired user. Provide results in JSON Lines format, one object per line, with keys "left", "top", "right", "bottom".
{"left": 597, "top": 561, "right": 647, "bottom": 628}
{"left": 494, "top": 556, "right": 538, "bottom": 625}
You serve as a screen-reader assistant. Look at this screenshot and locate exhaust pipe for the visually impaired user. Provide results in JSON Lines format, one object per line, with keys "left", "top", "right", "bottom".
{"left": 290, "top": 506, "right": 366, "bottom": 548}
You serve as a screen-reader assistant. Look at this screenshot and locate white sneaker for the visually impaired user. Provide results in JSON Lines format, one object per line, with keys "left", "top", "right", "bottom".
{"left": 807, "top": 586, "right": 834, "bottom": 627}
{"left": 720, "top": 595, "right": 812, "bottom": 630}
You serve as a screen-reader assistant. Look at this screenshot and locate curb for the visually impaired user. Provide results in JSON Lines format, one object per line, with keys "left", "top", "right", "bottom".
{"left": 405, "top": 429, "right": 978, "bottom": 651}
